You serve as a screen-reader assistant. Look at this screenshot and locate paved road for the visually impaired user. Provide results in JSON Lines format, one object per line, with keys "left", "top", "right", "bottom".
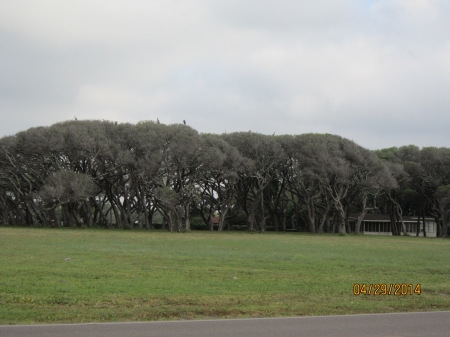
{"left": 1, "top": 311, "right": 449, "bottom": 337}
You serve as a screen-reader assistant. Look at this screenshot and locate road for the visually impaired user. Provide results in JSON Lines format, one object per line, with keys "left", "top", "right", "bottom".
{"left": 1, "top": 311, "right": 449, "bottom": 337}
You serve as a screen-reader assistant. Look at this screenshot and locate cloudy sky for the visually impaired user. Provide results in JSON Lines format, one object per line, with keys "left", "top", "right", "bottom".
{"left": 1, "top": 0, "right": 449, "bottom": 149}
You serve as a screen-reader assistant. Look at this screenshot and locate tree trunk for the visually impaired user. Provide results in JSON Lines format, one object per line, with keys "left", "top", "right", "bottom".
{"left": 395, "top": 205, "right": 407, "bottom": 235}
{"left": 422, "top": 212, "right": 426, "bottom": 237}
{"left": 416, "top": 213, "right": 420, "bottom": 236}
{"left": 334, "top": 201, "right": 347, "bottom": 235}
{"left": 290, "top": 214, "right": 295, "bottom": 230}
{"left": 318, "top": 205, "right": 330, "bottom": 234}
{"left": 161, "top": 215, "right": 167, "bottom": 231}
{"left": 208, "top": 215, "right": 214, "bottom": 231}
{"left": 140, "top": 188, "right": 149, "bottom": 229}
{"left": 270, "top": 211, "right": 278, "bottom": 231}
{"left": 247, "top": 212, "right": 255, "bottom": 231}
{"left": 338, "top": 214, "right": 346, "bottom": 235}
{"left": 280, "top": 210, "right": 286, "bottom": 231}
{"left": 91, "top": 197, "right": 111, "bottom": 228}
{"left": 184, "top": 203, "right": 191, "bottom": 231}
{"left": 164, "top": 211, "right": 173, "bottom": 232}
{"left": 176, "top": 207, "right": 183, "bottom": 232}
{"left": 25, "top": 199, "right": 38, "bottom": 227}
{"left": 438, "top": 207, "right": 449, "bottom": 238}
{"left": 355, "top": 194, "right": 370, "bottom": 234}
{"left": 147, "top": 211, "right": 154, "bottom": 230}
{"left": 307, "top": 199, "right": 316, "bottom": 233}
{"left": 218, "top": 204, "right": 230, "bottom": 231}
{"left": 260, "top": 192, "right": 266, "bottom": 232}
{"left": 0, "top": 194, "right": 7, "bottom": 225}
{"left": 49, "top": 207, "right": 61, "bottom": 227}
{"left": 83, "top": 201, "right": 93, "bottom": 227}
{"left": 345, "top": 205, "right": 351, "bottom": 234}
{"left": 30, "top": 200, "right": 48, "bottom": 227}
{"left": 70, "top": 202, "right": 84, "bottom": 227}
{"left": 110, "top": 201, "right": 122, "bottom": 228}
{"left": 325, "top": 217, "right": 332, "bottom": 233}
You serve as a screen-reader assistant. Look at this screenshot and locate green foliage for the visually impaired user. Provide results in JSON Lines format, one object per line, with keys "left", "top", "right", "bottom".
{"left": 39, "top": 170, "right": 96, "bottom": 205}
{"left": 374, "top": 147, "right": 399, "bottom": 162}
{"left": 1, "top": 119, "right": 449, "bottom": 234}
{"left": 190, "top": 216, "right": 207, "bottom": 230}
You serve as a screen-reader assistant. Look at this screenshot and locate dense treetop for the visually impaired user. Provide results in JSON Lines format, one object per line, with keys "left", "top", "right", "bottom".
{"left": 1, "top": 120, "right": 449, "bottom": 237}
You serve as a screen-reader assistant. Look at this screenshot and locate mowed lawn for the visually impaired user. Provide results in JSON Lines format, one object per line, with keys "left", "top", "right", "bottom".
{"left": 0, "top": 228, "right": 449, "bottom": 324}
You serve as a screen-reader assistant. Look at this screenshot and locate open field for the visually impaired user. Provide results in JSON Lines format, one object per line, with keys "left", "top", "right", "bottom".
{"left": 1, "top": 228, "right": 449, "bottom": 324}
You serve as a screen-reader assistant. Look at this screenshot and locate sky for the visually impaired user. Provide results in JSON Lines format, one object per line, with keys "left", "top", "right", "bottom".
{"left": 1, "top": 0, "right": 449, "bottom": 150}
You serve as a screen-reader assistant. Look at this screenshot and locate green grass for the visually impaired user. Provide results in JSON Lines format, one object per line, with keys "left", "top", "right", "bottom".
{"left": 1, "top": 228, "right": 449, "bottom": 324}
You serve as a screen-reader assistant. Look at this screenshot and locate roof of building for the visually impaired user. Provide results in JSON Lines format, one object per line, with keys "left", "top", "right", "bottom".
{"left": 349, "top": 213, "right": 435, "bottom": 222}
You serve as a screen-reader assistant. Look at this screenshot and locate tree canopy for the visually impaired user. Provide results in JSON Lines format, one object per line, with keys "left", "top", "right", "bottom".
{"left": 0, "top": 120, "right": 448, "bottom": 237}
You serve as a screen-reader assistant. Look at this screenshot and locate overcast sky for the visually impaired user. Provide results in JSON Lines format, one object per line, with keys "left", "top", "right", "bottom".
{"left": 1, "top": 0, "right": 449, "bottom": 149}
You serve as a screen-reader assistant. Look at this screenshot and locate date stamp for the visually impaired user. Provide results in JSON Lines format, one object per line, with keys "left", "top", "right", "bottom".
{"left": 353, "top": 283, "right": 421, "bottom": 296}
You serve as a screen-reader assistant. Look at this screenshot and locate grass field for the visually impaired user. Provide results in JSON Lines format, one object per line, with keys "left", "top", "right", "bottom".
{"left": 1, "top": 228, "right": 449, "bottom": 324}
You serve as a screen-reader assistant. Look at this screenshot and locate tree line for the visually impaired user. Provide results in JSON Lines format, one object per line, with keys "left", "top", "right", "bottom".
{"left": 1, "top": 120, "right": 449, "bottom": 237}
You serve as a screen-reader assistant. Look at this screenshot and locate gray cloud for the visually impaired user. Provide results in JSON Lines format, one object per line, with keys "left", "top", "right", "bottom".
{"left": 1, "top": 0, "right": 449, "bottom": 149}
{"left": 208, "top": 0, "right": 356, "bottom": 33}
